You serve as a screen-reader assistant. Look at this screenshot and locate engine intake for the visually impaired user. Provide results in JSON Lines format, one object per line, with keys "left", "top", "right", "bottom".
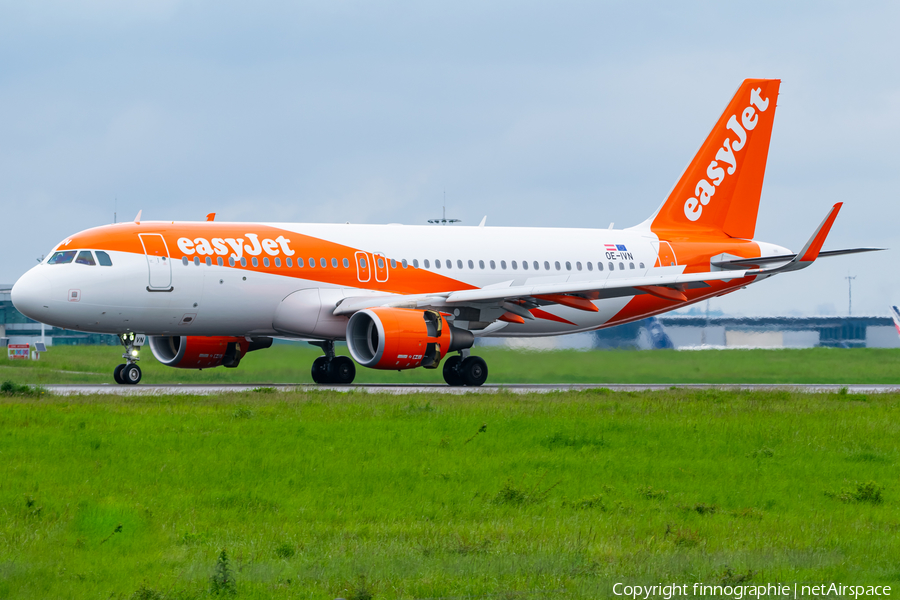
{"left": 148, "top": 336, "right": 273, "bottom": 369}
{"left": 347, "top": 307, "right": 474, "bottom": 370}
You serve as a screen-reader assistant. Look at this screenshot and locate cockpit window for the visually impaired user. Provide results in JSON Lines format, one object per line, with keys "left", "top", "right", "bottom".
{"left": 75, "top": 250, "right": 96, "bottom": 265}
{"left": 95, "top": 251, "right": 113, "bottom": 266}
{"left": 48, "top": 250, "right": 76, "bottom": 264}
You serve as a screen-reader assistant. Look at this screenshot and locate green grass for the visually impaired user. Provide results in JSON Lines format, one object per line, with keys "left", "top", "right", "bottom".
{"left": 1, "top": 345, "right": 900, "bottom": 385}
{"left": 1, "top": 389, "right": 899, "bottom": 598}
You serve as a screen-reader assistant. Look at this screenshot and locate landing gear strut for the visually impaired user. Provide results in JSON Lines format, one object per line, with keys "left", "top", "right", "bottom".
{"left": 442, "top": 350, "right": 488, "bottom": 387}
{"left": 310, "top": 341, "right": 356, "bottom": 385}
{"left": 114, "top": 333, "right": 143, "bottom": 385}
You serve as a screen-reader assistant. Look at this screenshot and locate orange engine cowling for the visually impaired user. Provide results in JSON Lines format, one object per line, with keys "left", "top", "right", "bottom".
{"left": 346, "top": 307, "right": 475, "bottom": 370}
{"left": 148, "top": 336, "right": 273, "bottom": 369}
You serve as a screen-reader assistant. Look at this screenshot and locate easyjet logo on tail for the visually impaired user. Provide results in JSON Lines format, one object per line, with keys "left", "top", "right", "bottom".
{"left": 683, "top": 88, "right": 770, "bottom": 222}
{"left": 177, "top": 234, "right": 295, "bottom": 259}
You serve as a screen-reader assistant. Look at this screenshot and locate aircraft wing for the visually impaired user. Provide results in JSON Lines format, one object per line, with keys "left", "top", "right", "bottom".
{"left": 334, "top": 203, "right": 847, "bottom": 320}
{"left": 711, "top": 247, "right": 883, "bottom": 270}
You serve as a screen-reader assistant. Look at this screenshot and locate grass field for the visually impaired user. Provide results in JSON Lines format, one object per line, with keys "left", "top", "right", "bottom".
{"left": 1, "top": 344, "right": 900, "bottom": 385}
{"left": 1, "top": 387, "right": 898, "bottom": 598}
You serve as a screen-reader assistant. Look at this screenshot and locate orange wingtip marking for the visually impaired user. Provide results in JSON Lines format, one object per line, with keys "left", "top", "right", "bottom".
{"left": 635, "top": 286, "right": 688, "bottom": 302}
{"left": 534, "top": 294, "right": 599, "bottom": 312}
{"left": 206, "top": 213, "right": 216, "bottom": 222}
{"left": 530, "top": 308, "right": 576, "bottom": 326}
{"left": 799, "top": 202, "right": 842, "bottom": 262}
{"left": 499, "top": 312, "right": 525, "bottom": 324}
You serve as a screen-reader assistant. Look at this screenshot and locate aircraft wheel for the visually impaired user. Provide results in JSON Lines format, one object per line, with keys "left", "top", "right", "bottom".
{"left": 122, "top": 364, "right": 142, "bottom": 385}
{"left": 331, "top": 356, "right": 356, "bottom": 385}
{"left": 442, "top": 355, "right": 464, "bottom": 386}
{"left": 311, "top": 356, "right": 331, "bottom": 384}
{"left": 113, "top": 364, "right": 126, "bottom": 384}
{"left": 460, "top": 356, "right": 488, "bottom": 387}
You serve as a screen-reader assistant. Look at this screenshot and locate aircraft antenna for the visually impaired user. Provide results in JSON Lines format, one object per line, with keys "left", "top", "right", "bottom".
{"left": 427, "top": 192, "right": 461, "bottom": 225}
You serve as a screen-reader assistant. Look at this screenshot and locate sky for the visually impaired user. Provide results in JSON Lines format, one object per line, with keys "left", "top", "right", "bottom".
{"left": 1, "top": 1, "right": 898, "bottom": 316}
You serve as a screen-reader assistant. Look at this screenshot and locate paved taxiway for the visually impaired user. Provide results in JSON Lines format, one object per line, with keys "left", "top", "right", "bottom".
{"left": 42, "top": 383, "right": 900, "bottom": 395}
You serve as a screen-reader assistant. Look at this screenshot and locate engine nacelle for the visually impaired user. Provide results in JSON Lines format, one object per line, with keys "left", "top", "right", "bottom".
{"left": 347, "top": 307, "right": 474, "bottom": 370}
{"left": 148, "top": 336, "right": 273, "bottom": 369}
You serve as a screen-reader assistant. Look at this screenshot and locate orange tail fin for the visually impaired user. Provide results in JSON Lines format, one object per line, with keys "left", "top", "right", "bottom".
{"left": 648, "top": 79, "right": 781, "bottom": 239}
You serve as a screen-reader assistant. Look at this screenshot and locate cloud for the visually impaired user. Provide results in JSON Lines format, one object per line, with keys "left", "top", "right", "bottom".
{"left": 1, "top": 1, "right": 898, "bottom": 314}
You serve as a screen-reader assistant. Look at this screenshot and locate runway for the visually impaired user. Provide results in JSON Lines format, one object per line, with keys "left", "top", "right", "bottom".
{"left": 41, "top": 383, "right": 900, "bottom": 396}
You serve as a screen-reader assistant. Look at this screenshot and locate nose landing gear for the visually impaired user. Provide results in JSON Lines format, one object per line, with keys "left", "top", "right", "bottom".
{"left": 114, "top": 333, "right": 143, "bottom": 385}
{"left": 310, "top": 340, "right": 356, "bottom": 385}
{"left": 442, "top": 350, "right": 488, "bottom": 387}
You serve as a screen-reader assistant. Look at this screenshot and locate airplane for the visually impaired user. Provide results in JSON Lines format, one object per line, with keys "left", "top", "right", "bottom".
{"left": 11, "top": 78, "right": 880, "bottom": 386}
{"left": 891, "top": 306, "right": 900, "bottom": 338}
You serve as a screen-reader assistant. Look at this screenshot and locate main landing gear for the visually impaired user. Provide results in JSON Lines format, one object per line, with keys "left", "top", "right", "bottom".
{"left": 310, "top": 340, "right": 356, "bottom": 385}
{"left": 442, "top": 350, "right": 488, "bottom": 387}
{"left": 113, "top": 333, "right": 143, "bottom": 385}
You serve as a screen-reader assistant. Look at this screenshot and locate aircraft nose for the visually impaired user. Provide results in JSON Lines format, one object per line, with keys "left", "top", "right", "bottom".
{"left": 11, "top": 269, "right": 52, "bottom": 322}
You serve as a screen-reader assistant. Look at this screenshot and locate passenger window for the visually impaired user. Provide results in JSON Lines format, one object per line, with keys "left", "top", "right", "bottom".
{"left": 639, "top": 262, "right": 645, "bottom": 269}
{"left": 48, "top": 250, "right": 77, "bottom": 265}
{"left": 446, "top": 259, "right": 452, "bottom": 269}
{"left": 597, "top": 262, "right": 603, "bottom": 271}
{"left": 229, "top": 257, "right": 236, "bottom": 267}
{"left": 182, "top": 256, "right": 189, "bottom": 266}
{"left": 511, "top": 261, "right": 518, "bottom": 270}
{"left": 457, "top": 260, "right": 463, "bottom": 269}
{"left": 619, "top": 262, "right": 625, "bottom": 270}
{"left": 522, "top": 261, "right": 528, "bottom": 270}
{"left": 554, "top": 261, "right": 561, "bottom": 270}
{"left": 500, "top": 260, "right": 507, "bottom": 269}
{"left": 424, "top": 259, "right": 430, "bottom": 268}
{"left": 344, "top": 258, "right": 350, "bottom": 268}
{"left": 565, "top": 261, "right": 571, "bottom": 271}
{"left": 587, "top": 261, "right": 593, "bottom": 271}
{"left": 608, "top": 262, "right": 614, "bottom": 270}
{"left": 413, "top": 259, "right": 420, "bottom": 268}
{"left": 629, "top": 262, "right": 635, "bottom": 269}
{"left": 96, "top": 251, "right": 113, "bottom": 266}
{"left": 194, "top": 257, "right": 201, "bottom": 266}
{"left": 390, "top": 259, "right": 397, "bottom": 268}
{"left": 274, "top": 257, "right": 281, "bottom": 267}
{"left": 490, "top": 260, "right": 496, "bottom": 269}
{"left": 263, "top": 257, "right": 270, "bottom": 267}
{"left": 467, "top": 260, "right": 473, "bottom": 269}
{"left": 331, "top": 258, "right": 337, "bottom": 268}
{"left": 533, "top": 261, "right": 539, "bottom": 270}
{"left": 576, "top": 261, "right": 582, "bottom": 271}
{"left": 297, "top": 257, "right": 304, "bottom": 267}
{"left": 544, "top": 261, "right": 550, "bottom": 270}
{"left": 435, "top": 260, "right": 441, "bottom": 269}
{"left": 401, "top": 259, "right": 408, "bottom": 268}
{"left": 252, "top": 257, "right": 259, "bottom": 267}
{"left": 75, "top": 250, "right": 96, "bottom": 265}
{"left": 218, "top": 257, "right": 224, "bottom": 267}
{"left": 309, "top": 257, "right": 315, "bottom": 268}
{"left": 241, "top": 258, "right": 247, "bottom": 267}
{"left": 358, "top": 257, "right": 365, "bottom": 268}
{"left": 321, "top": 258, "right": 327, "bottom": 268}
{"left": 479, "top": 260, "right": 485, "bottom": 269}
{"left": 286, "top": 257, "right": 293, "bottom": 267}
{"left": 377, "top": 258, "right": 384, "bottom": 269}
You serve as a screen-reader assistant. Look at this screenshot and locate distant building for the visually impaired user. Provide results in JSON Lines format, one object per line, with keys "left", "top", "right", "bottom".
{"left": 0, "top": 285, "right": 118, "bottom": 347}
{"left": 484, "top": 314, "right": 900, "bottom": 351}
{"left": 656, "top": 315, "right": 898, "bottom": 349}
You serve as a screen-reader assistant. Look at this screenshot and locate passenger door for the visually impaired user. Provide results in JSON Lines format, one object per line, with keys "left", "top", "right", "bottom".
{"left": 139, "top": 233, "right": 173, "bottom": 291}
{"left": 373, "top": 252, "right": 389, "bottom": 282}
{"left": 355, "top": 251, "right": 371, "bottom": 283}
